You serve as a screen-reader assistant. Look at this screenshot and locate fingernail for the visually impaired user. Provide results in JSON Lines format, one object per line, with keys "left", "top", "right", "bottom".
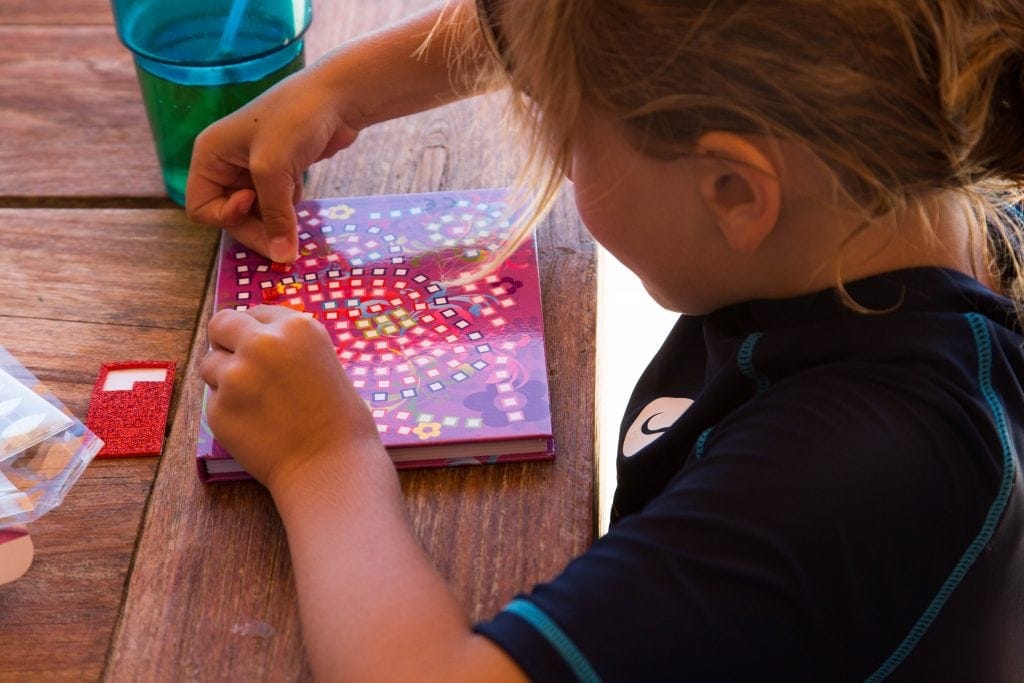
{"left": 269, "top": 236, "right": 294, "bottom": 263}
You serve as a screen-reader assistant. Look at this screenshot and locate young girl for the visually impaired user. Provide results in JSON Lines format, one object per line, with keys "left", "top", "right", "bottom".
{"left": 187, "top": 0, "right": 1024, "bottom": 679}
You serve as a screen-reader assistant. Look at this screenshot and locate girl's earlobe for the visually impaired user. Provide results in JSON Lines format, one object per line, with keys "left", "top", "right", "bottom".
{"left": 695, "top": 132, "right": 782, "bottom": 253}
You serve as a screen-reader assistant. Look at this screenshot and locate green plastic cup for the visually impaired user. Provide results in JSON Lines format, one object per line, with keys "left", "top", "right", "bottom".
{"left": 110, "top": 0, "right": 313, "bottom": 205}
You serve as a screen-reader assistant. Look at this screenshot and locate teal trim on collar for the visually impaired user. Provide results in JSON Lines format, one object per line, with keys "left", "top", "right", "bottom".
{"left": 695, "top": 426, "right": 714, "bottom": 460}
{"left": 738, "top": 332, "right": 770, "bottom": 393}
{"left": 504, "top": 598, "right": 602, "bottom": 683}
{"left": 866, "top": 313, "right": 1019, "bottom": 681}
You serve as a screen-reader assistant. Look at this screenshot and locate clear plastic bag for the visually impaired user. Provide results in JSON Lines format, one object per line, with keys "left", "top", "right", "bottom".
{"left": 0, "top": 346, "right": 102, "bottom": 526}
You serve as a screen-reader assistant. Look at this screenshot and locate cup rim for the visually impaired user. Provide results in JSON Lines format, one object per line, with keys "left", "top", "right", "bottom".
{"left": 115, "top": 7, "right": 313, "bottom": 69}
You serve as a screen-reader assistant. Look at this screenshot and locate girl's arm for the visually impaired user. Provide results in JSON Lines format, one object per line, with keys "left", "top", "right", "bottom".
{"left": 185, "top": 0, "right": 499, "bottom": 263}
{"left": 200, "top": 306, "right": 527, "bottom": 681}
{"left": 272, "top": 443, "right": 526, "bottom": 681}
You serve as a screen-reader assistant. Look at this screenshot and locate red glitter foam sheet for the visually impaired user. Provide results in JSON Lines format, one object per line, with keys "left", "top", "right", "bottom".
{"left": 85, "top": 361, "right": 176, "bottom": 457}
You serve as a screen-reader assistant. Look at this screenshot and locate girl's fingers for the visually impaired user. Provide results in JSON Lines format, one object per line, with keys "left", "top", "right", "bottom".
{"left": 207, "top": 308, "right": 264, "bottom": 352}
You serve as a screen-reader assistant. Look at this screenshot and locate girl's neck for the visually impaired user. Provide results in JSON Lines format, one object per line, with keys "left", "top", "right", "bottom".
{"left": 815, "top": 192, "right": 991, "bottom": 290}
{"left": 761, "top": 141, "right": 994, "bottom": 299}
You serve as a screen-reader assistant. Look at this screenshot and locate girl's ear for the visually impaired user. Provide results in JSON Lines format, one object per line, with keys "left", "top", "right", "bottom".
{"left": 695, "top": 132, "right": 781, "bottom": 253}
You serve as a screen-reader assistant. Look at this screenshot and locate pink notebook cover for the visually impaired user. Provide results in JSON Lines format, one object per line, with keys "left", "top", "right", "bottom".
{"left": 197, "top": 188, "right": 554, "bottom": 482}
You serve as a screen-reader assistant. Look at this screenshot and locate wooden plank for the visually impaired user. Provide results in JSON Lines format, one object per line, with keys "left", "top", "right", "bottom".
{"left": 3, "top": 1, "right": 114, "bottom": 25}
{"left": 106, "top": 288, "right": 314, "bottom": 679}
{"left": 0, "top": 210, "right": 218, "bottom": 679}
{"left": 0, "top": 25, "right": 165, "bottom": 200}
{"left": 0, "top": 209, "right": 218, "bottom": 328}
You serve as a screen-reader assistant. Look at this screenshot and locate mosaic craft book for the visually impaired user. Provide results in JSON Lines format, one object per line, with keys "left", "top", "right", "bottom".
{"left": 197, "top": 188, "right": 555, "bottom": 482}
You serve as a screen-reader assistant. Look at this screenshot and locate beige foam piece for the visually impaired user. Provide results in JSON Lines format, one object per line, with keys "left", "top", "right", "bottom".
{"left": 0, "top": 526, "right": 33, "bottom": 584}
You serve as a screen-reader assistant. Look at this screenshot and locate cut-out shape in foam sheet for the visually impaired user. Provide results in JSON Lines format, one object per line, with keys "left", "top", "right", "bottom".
{"left": 86, "top": 361, "right": 176, "bottom": 457}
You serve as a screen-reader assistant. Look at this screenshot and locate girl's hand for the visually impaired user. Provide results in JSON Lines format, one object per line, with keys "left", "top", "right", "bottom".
{"left": 185, "top": 70, "right": 361, "bottom": 264}
{"left": 199, "top": 305, "right": 382, "bottom": 491}
{"left": 184, "top": 1, "right": 496, "bottom": 266}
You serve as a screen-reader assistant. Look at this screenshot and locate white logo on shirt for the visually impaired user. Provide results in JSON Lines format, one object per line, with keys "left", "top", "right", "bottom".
{"left": 622, "top": 397, "right": 693, "bottom": 457}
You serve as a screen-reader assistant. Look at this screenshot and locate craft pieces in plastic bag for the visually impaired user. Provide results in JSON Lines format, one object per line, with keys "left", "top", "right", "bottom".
{"left": 0, "top": 346, "right": 102, "bottom": 527}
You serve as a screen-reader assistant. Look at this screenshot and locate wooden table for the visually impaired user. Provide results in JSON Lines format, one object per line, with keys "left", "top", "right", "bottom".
{"left": 0, "top": 2, "right": 596, "bottom": 679}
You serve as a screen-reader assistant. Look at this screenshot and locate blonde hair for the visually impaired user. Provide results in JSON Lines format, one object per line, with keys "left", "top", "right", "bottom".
{"left": 467, "top": 0, "right": 1024, "bottom": 304}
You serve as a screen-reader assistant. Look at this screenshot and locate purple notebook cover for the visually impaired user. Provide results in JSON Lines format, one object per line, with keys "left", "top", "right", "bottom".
{"left": 197, "top": 188, "right": 555, "bottom": 482}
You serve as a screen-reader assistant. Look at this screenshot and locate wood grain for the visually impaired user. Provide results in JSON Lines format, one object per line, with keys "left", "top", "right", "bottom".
{"left": 0, "top": 210, "right": 218, "bottom": 680}
{"left": 0, "top": 26, "right": 165, "bottom": 200}
{"left": 4, "top": 1, "right": 115, "bottom": 25}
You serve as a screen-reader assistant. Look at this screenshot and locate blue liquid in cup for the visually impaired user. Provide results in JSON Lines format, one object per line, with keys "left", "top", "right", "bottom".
{"left": 112, "top": 2, "right": 311, "bottom": 205}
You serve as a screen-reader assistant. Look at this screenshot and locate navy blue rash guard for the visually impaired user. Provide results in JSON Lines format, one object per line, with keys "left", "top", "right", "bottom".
{"left": 474, "top": 267, "right": 1024, "bottom": 681}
